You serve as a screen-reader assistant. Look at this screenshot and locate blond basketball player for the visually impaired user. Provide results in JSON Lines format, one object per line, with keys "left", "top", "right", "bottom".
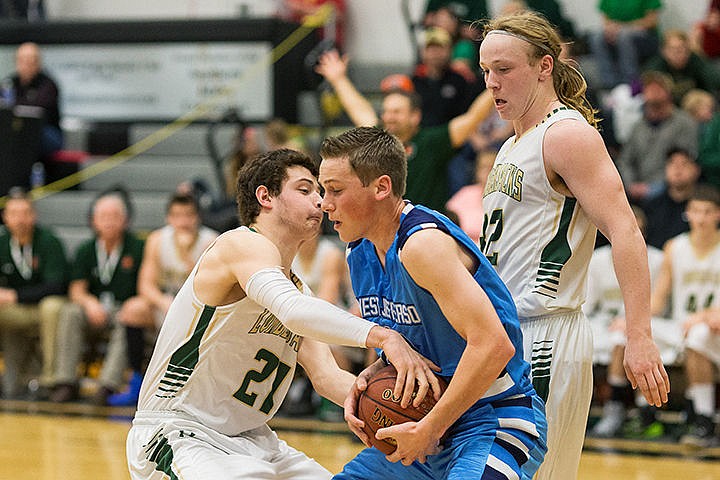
{"left": 126, "top": 149, "right": 440, "bottom": 480}
{"left": 478, "top": 12, "right": 670, "bottom": 479}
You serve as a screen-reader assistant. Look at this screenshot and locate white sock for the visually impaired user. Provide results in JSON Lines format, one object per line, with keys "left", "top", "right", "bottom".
{"left": 688, "top": 383, "right": 715, "bottom": 417}
{"left": 635, "top": 394, "right": 649, "bottom": 408}
{"left": 608, "top": 374, "right": 628, "bottom": 387}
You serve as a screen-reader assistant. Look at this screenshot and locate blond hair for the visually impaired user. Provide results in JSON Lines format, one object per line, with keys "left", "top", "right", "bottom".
{"left": 481, "top": 11, "right": 599, "bottom": 128}
{"left": 681, "top": 88, "right": 715, "bottom": 116}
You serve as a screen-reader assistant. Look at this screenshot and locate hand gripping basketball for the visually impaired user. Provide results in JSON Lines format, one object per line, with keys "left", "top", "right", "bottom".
{"left": 356, "top": 364, "right": 448, "bottom": 455}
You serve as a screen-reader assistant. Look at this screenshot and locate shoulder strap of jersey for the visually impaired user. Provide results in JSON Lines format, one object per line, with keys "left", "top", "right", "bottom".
{"left": 397, "top": 203, "right": 451, "bottom": 251}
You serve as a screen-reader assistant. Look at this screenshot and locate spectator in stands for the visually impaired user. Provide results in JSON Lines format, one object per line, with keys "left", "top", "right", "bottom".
{"left": 50, "top": 190, "right": 151, "bottom": 405}
{"left": 588, "top": 206, "right": 666, "bottom": 439}
{"left": 315, "top": 49, "right": 493, "bottom": 213}
{"left": 667, "top": 185, "right": 720, "bottom": 448}
{"left": 423, "top": 4, "right": 484, "bottom": 82}
{"left": 3, "top": 42, "right": 62, "bottom": 157}
{"left": 445, "top": 148, "right": 495, "bottom": 243}
{"left": 617, "top": 71, "right": 698, "bottom": 203}
{"left": 0, "top": 187, "right": 66, "bottom": 399}
{"left": 642, "top": 147, "right": 700, "bottom": 249}
{"left": 643, "top": 29, "right": 720, "bottom": 103}
{"left": 588, "top": 0, "right": 662, "bottom": 90}
{"left": 412, "top": 26, "right": 476, "bottom": 127}
{"left": 690, "top": 0, "right": 720, "bottom": 61}
{"left": 683, "top": 89, "right": 716, "bottom": 163}
{"left": 697, "top": 92, "right": 720, "bottom": 190}
{"left": 682, "top": 88, "right": 716, "bottom": 129}
{"left": 107, "top": 192, "right": 218, "bottom": 406}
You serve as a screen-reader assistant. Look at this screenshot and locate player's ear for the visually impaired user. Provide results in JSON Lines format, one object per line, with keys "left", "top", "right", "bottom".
{"left": 375, "top": 174, "right": 393, "bottom": 200}
{"left": 538, "top": 54, "right": 553, "bottom": 81}
{"left": 255, "top": 185, "right": 272, "bottom": 207}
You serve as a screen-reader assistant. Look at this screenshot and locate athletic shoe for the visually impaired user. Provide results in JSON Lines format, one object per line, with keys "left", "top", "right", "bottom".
{"left": 681, "top": 415, "right": 717, "bottom": 448}
{"left": 591, "top": 401, "right": 625, "bottom": 437}
{"left": 623, "top": 418, "right": 665, "bottom": 440}
{"left": 107, "top": 372, "right": 143, "bottom": 407}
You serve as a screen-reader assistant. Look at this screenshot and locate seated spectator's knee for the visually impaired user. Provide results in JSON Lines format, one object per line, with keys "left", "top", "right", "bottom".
{"left": 38, "top": 295, "right": 67, "bottom": 320}
{"left": 59, "top": 302, "right": 85, "bottom": 326}
{"left": 118, "top": 296, "right": 153, "bottom": 327}
{"left": 686, "top": 322, "right": 712, "bottom": 352}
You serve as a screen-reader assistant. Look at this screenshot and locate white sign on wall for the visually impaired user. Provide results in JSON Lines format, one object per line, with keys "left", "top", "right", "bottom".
{"left": 1, "top": 42, "right": 273, "bottom": 121}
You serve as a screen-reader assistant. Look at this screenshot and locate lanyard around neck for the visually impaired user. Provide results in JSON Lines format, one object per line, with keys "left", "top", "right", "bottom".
{"left": 96, "top": 241, "right": 122, "bottom": 285}
{"left": 10, "top": 238, "right": 33, "bottom": 280}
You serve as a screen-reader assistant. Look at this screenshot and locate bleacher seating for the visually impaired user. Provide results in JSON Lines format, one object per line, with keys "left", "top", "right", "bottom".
{"left": 35, "top": 122, "right": 232, "bottom": 256}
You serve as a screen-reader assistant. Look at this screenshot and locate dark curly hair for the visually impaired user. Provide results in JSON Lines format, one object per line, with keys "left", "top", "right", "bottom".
{"left": 236, "top": 148, "right": 318, "bottom": 225}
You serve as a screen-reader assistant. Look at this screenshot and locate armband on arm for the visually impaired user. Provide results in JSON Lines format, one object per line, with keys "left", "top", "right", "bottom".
{"left": 245, "top": 267, "right": 373, "bottom": 347}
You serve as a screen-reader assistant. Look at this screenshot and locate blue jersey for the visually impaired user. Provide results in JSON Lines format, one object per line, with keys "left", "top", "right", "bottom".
{"left": 347, "top": 202, "right": 534, "bottom": 406}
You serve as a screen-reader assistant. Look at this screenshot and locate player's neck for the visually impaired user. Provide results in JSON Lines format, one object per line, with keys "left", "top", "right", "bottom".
{"left": 514, "top": 94, "right": 562, "bottom": 137}
{"left": 367, "top": 199, "right": 405, "bottom": 263}
{"left": 250, "top": 221, "right": 303, "bottom": 270}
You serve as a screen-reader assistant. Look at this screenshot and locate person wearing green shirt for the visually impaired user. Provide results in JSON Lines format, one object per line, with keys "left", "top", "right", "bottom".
{"left": 315, "top": 49, "right": 493, "bottom": 214}
{"left": 50, "top": 190, "right": 152, "bottom": 405}
{"left": 589, "top": 0, "right": 663, "bottom": 89}
{"left": 0, "top": 187, "right": 67, "bottom": 399}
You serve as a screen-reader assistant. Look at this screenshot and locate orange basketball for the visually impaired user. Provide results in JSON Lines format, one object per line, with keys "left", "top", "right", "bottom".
{"left": 356, "top": 364, "right": 447, "bottom": 455}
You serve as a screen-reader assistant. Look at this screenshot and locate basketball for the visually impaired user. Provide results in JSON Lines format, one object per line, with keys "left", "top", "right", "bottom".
{"left": 356, "top": 364, "right": 448, "bottom": 455}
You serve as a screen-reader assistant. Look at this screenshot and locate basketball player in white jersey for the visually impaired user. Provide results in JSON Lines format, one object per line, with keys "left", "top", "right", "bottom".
{"left": 670, "top": 186, "right": 720, "bottom": 448}
{"left": 478, "top": 12, "right": 669, "bottom": 479}
{"left": 126, "top": 149, "right": 441, "bottom": 480}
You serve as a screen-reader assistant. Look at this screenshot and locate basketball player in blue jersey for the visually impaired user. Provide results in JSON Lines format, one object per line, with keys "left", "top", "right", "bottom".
{"left": 126, "top": 149, "right": 441, "bottom": 480}
{"left": 319, "top": 126, "right": 547, "bottom": 479}
{"left": 478, "top": 11, "right": 670, "bottom": 479}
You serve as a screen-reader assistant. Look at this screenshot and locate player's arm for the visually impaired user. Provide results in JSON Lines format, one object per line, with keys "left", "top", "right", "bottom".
{"left": 315, "top": 50, "right": 379, "bottom": 127}
{"left": 447, "top": 89, "right": 494, "bottom": 148}
{"left": 298, "top": 337, "right": 356, "bottom": 407}
{"left": 379, "top": 229, "right": 515, "bottom": 465}
{"left": 196, "top": 230, "right": 440, "bottom": 403}
{"left": 137, "top": 230, "right": 172, "bottom": 313}
{"left": 544, "top": 120, "right": 670, "bottom": 407}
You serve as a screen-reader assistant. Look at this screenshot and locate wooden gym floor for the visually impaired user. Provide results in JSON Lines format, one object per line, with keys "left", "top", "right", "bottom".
{"left": 0, "top": 400, "right": 718, "bottom": 479}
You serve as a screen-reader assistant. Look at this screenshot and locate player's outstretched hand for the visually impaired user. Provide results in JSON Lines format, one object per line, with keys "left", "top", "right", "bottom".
{"left": 624, "top": 333, "right": 670, "bottom": 407}
{"left": 377, "top": 329, "right": 441, "bottom": 408}
{"left": 377, "top": 420, "right": 442, "bottom": 465}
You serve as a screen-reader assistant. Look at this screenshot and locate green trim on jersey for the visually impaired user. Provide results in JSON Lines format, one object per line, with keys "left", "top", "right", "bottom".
{"left": 534, "top": 197, "right": 576, "bottom": 299}
{"left": 146, "top": 431, "right": 179, "bottom": 480}
{"left": 157, "top": 304, "right": 216, "bottom": 398}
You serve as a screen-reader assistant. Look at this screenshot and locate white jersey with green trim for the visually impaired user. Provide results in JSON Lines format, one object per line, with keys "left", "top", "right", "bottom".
{"left": 136, "top": 227, "right": 306, "bottom": 436}
{"left": 670, "top": 233, "right": 720, "bottom": 324}
{"left": 480, "top": 107, "right": 597, "bottom": 319}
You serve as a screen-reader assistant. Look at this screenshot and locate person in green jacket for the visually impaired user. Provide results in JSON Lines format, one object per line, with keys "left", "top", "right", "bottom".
{"left": 0, "top": 187, "right": 67, "bottom": 399}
